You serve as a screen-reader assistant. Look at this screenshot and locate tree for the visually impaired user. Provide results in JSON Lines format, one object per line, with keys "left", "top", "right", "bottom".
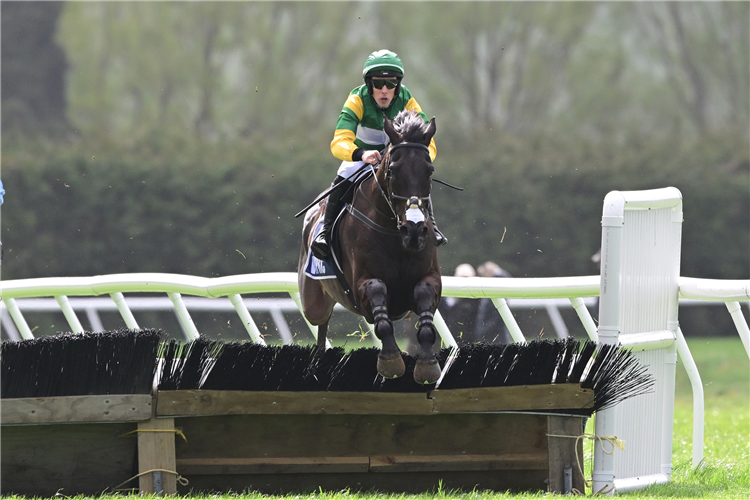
{"left": 1, "top": 2, "right": 70, "bottom": 138}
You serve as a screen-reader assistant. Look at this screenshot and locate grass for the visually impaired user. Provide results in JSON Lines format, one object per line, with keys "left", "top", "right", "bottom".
{"left": 591, "top": 336, "right": 749, "bottom": 498}
{"left": 2, "top": 338, "right": 747, "bottom": 499}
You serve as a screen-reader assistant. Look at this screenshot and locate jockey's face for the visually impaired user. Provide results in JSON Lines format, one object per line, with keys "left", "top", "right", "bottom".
{"left": 371, "top": 77, "right": 398, "bottom": 109}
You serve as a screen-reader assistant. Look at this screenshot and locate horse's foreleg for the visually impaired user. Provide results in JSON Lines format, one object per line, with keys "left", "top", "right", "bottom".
{"left": 365, "top": 279, "right": 405, "bottom": 379}
{"left": 413, "top": 279, "right": 442, "bottom": 385}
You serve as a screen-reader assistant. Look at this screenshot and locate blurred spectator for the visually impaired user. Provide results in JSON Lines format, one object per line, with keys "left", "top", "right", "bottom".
{"left": 438, "top": 264, "right": 479, "bottom": 345}
{"left": 475, "top": 261, "right": 513, "bottom": 344}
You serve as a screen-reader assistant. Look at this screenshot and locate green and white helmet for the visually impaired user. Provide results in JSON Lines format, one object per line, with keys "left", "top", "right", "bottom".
{"left": 362, "top": 50, "right": 404, "bottom": 79}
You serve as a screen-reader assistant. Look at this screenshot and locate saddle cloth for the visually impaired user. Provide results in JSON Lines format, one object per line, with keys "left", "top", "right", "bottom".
{"left": 304, "top": 220, "right": 338, "bottom": 280}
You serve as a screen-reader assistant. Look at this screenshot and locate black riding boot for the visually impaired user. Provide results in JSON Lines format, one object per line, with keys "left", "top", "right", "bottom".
{"left": 428, "top": 196, "right": 447, "bottom": 246}
{"left": 311, "top": 176, "right": 351, "bottom": 260}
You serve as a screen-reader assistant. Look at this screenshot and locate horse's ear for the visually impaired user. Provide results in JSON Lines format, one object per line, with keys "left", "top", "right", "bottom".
{"left": 422, "top": 117, "right": 437, "bottom": 143}
{"left": 384, "top": 115, "right": 402, "bottom": 144}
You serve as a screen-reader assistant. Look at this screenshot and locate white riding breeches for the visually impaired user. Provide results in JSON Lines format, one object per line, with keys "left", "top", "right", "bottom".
{"left": 337, "top": 160, "right": 366, "bottom": 179}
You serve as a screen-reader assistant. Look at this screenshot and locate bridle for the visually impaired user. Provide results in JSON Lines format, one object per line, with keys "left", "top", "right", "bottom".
{"left": 368, "top": 142, "right": 432, "bottom": 230}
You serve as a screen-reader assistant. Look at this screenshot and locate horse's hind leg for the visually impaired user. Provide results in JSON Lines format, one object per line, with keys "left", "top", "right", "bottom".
{"left": 298, "top": 267, "right": 335, "bottom": 349}
{"left": 365, "top": 279, "right": 405, "bottom": 379}
{"left": 316, "top": 321, "right": 329, "bottom": 349}
{"left": 413, "top": 279, "right": 442, "bottom": 385}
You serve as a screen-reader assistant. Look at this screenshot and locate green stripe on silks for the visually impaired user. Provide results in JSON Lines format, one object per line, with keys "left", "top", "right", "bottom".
{"left": 0, "top": 329, "right": 163, "bottom": 399}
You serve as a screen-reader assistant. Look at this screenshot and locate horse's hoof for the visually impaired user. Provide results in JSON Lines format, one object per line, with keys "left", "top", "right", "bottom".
{"left": 377, "top": 351, "right": 406, "bottom": 379}
{"left": 414, "top": 357, "right": 441, "bottom": 385}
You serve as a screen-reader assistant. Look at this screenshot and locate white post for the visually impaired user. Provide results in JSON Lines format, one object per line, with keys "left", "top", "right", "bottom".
{"left": 110, "top": 292, "right": 140, "bottom": 330}
{"left": 492, "top": 297, "right": 526, "bottom": 344}
{"left": 228, "top": 294, "right": 266, "bottom": 345}
{"left": 569, "top": 297, "right": 598, "bottom": 341}
{"left": 433, "top": 309, "right": 458, "bottom": 349}
{"left": 676, "top": 327, "right": 704, "bottom": 468}
{"left": 592, "top": 191, "right": 625, "bottom": 495}
{"left": 3, "top": 298, "right": 33, "bottom": 339}
{"left": 167, "top": 292, "right": 200, "bottom": 341}
{"left": 55, "top": 295, "right": 85, "bottom": 333}
{"left": 726, "top": 301, "right": 750, "bottom": 358}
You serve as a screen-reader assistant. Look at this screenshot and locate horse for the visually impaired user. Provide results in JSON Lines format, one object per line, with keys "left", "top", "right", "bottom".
{"left": 298, "top": 110, "right": 443, "bottom": 385}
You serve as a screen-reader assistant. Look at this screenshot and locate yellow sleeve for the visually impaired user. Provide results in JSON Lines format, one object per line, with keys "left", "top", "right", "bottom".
{"left": 330, "top": 94, "right": 364, "bottom": 161}
{"left": 406, "top": 98, "right": 437, "bottom": 162}
{"left": 330, "top": 128, "right": 358, "bottom": 162}
{"left": 427, "top": 138, "right": 437, "bottom": 162}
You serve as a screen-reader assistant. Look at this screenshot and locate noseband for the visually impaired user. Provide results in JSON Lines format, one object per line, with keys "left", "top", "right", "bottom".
{"left": 370, "top": 142, "right": 432, "bottom": 229}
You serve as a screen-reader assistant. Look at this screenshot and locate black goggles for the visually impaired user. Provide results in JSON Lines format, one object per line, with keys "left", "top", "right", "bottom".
{"left": 371, "top": 78, "right": 398, "bottom": 90}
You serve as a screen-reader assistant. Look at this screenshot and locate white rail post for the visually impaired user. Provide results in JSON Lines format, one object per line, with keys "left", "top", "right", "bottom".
{"left": 433, "top": 309, "right": 457, "bottom": 349}
{"left": 545, "top": 303, "right": 569, "bottom": 339}
{"left": 228, "top": 294, "right": 266, "bottom": 345}
{"left": 676, "top": 327, "right": 704, "bottom": 468}
{"left": 0, "top": 303, "right": 22, "bottom": 341}
{"left": 725, "top": 301, "right": 750, "bottom": 358}
{"left": 55, "top": 295, "right": 85, "bottom": 333}
{"left": 269, "top": 307, "right": 294, "bottom": 345}
{"left": 110, "top": 292, "right": 140, "bottom": 330}
{"left": 569, "top": 297, "right": 598, "bottom": 341}
{"left": 84, "top": 307, "right": 105, "bottom": 332}
{"left": 492, "top": 298, "right": 527, "bottom": 344}
{"left": 168, "top": 292, "right": 200, "bottom": 341}
{"left": 3, "top": 298, "right": 34, "bottom": 339}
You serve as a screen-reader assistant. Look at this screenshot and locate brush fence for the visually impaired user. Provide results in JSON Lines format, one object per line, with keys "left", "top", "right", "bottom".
{"left": 2, "top": 187, "right": 750, "bottom": 494}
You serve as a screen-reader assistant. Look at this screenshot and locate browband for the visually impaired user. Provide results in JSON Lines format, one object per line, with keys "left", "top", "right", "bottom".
{"left": 389, "top": 142, "right": 430, "bottom": 154}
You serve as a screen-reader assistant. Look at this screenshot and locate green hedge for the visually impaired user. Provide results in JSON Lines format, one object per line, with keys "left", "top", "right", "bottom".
{"left": 2, "top": 134, "right": 748, "bottom": 283}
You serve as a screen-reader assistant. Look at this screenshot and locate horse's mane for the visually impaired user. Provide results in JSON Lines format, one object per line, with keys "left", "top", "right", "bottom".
{"left": 393, "top": 110, "right": 428, "bottom": 142}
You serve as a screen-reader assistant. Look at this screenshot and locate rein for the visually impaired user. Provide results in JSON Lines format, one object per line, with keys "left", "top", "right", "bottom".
{"left": 367, "top": 142, "right": 432, "bottom": 230}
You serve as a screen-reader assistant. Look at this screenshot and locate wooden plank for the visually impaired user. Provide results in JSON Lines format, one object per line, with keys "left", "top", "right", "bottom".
{"left": 1, "top": 394, "right": 153, "bottom": 425}
{"left": 547, "top": 415, "right": 586, "bottom": 494}
{"left": 177, "top": 457, "right": 369, "bottom": 475}
{"left": 369, "top": 453, "right": 547, "bottom": 472}
{"left": 174, "top": 413, "right": 549, "bottom": 461}
{"left": 176, "top": 454, "right": 546, "bottom": 476}
{"left": 157, "top": 386, "right": 593, "bottom": 417}
{"left": 138, "top": 417, "right": 178, "bottom": 495}
{"left": 157, "top": 390, "right": 434, "bottom": 417}
{"left": 0, "top": 422, "right": 137, "bottom": 496}
{"left": 431, "top": 385, "right": 595, "bottom": 413}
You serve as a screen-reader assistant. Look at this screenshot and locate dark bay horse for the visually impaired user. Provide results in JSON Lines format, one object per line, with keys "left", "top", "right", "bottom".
{"left": 298, "top": 110, "right": 442, "bottom": 384}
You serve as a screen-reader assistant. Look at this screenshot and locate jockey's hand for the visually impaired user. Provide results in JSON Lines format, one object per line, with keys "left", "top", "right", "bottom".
{"left": 362, "top": 150, "right": 382, "bottom": 165}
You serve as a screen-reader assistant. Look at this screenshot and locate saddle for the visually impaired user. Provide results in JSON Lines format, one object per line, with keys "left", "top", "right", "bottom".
{"left": 304, "top": 171, "right": 376, "bottom": 311}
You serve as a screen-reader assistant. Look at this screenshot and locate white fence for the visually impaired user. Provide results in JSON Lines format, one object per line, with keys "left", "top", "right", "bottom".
{"left": 1, "top": 187, "right": 748, "bottom": 494}
{"left": 1, "top": 295, "right": 598, "bottom": 344}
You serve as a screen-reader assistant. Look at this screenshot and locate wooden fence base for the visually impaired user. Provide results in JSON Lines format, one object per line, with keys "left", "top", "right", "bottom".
{"left": 1, "top": 386, "right": 590, "bottom": 495}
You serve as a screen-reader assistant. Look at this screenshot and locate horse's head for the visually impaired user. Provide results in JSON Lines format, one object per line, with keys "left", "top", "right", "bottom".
{"left": 382, "top": 111, "right": 437, "bottom": 252}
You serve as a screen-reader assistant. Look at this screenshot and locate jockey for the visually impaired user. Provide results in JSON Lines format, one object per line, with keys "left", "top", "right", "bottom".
{"left": 310, "top": 49, "right": 446, "bottom": 260}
